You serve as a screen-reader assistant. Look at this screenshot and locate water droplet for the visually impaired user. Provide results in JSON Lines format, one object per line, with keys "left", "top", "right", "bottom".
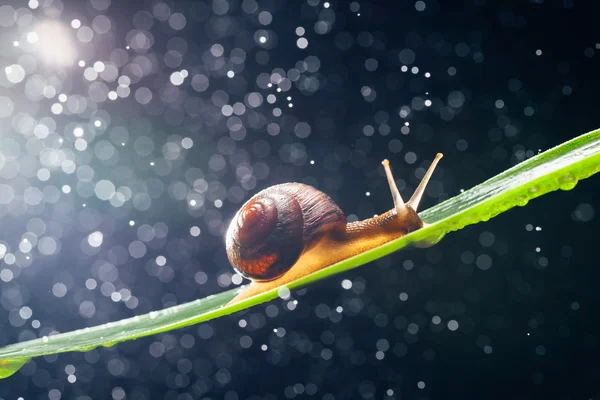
{"left": 558, "top": 174, "right": 578, "bottom": 190}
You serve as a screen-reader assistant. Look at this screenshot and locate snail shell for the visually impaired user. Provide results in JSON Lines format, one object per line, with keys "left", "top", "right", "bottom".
{"left": 225, "top": 183, "right": 345, "bottom": 281}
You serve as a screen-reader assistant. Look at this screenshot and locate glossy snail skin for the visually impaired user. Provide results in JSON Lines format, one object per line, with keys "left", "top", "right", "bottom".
{"left": 226, "top": 154, "right": 443, "bottom": 304}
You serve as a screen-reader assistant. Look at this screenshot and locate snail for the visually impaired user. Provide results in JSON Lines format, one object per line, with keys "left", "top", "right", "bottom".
{"left": 225, "top": 153, "right": 443, "bottom": 304}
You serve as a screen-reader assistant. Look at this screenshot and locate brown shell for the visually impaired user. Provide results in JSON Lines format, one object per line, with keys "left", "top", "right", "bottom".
{"left": 225, "top": 183, "right": 346, "bottom": 281}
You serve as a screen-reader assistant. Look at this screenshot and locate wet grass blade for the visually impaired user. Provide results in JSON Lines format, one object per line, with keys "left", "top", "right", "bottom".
{"left": 1, "top": 128, "right": 599, "bottom": 379}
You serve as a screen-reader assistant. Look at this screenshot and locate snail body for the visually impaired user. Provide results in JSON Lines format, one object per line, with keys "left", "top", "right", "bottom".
{"left": 225, "top": 154, "right": 443, "bottom": 304}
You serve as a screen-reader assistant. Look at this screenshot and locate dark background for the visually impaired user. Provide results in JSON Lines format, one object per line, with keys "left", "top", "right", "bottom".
{"left": 0, "top": 0, "right": 599, "bottom": 399}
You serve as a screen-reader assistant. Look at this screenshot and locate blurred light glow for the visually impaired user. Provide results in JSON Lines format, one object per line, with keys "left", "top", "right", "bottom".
{"left": 5, "top": 64, "right": 25, "bottom": 84}
{"left": 27, "top": 32, "right": 38, "bottom": 43}
{"left": 35, "top": 21, "right": 77, "bottom": 66}
{"left": 87, "top": 231, "right": 103, "bottom": 247}
{"left": 73, "top": 126, "right": 83, "bottom": 137}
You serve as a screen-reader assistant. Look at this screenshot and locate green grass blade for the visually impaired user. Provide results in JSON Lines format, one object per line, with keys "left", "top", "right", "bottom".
{"left": 1, "top": 128, "right": 599, "bottom": 379}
